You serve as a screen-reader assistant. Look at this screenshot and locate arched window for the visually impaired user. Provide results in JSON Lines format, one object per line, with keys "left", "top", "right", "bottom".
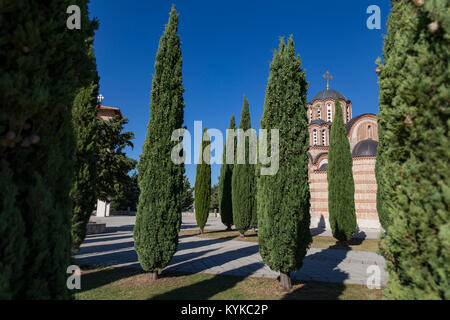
{"left": 309, "top": 108, "right": 312, "bottom": 123}
{"left": 313, "top": 129, "right": 317, "bottom": 146}
{"left": 346, "top": 106, "right": 350, "bottom": 122}
{"left": 327, "top": 103, "right": 332, "bottom": 122}
{"left": 317, "top": 105, "right": 321, "bottom": 120}
{"left": 322, "top": 129, "right": 326, "bottom": 146}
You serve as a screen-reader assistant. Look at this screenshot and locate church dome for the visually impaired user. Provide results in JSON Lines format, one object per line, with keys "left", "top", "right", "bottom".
{"left": 352, "top": 139, "right": 378, "bottom": 158}
{"left": 311, "top": 89, "right": 347, "bottom": 103}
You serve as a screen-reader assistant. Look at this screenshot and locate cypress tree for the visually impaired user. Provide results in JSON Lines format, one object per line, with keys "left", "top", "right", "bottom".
{"left": 134, "top": 6, "right": 185, "bottom": 280}
{"left": 251, "top": 136, "right": 259, "bottom": 232}
{"left": 71, "top": 20, "right": 100, "bottom": 251}
{"left": 327, "top": 99, "right": 356, "bottom": 242}
{"left": 376, "top": 0, "right": 449, "bottom": 299}
{"left": 257, "top": 37, "right": 311, "bottom": 291}
{"left": 0, "top": 0, "right": 95, "bottom": 299}
{"left": 194, "top": 128, "right": 211, "bottom": 233}
{"left": 219, "top": 115, "right": 236, "bottom": 230}
{"left": 232, "top": 97, "right": 256, "bottom": 236}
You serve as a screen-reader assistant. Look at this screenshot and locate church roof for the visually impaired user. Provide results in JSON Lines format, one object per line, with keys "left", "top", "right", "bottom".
{"left": 352, "top": 139, "right": 378, "bottom": 158}
{"left": 309, "top": 119, "right": 328, "bottom": 126}
{"left": 310, "top": 89, "right": 347, "bottom": 103}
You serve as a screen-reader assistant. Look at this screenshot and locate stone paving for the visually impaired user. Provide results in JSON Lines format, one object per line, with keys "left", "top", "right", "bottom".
{"left": 75, "top": 215, "right": 387, "bottom": 286}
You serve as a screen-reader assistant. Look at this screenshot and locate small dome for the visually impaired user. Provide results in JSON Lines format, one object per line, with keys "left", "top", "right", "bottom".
{"left": 352, "top": 139, "right": 378, "bottom": 158}
{"left": 311, "top": 90, "right": 347, "bottom": 103}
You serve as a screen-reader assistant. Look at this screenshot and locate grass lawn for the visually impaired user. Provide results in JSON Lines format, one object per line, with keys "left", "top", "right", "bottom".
{"left": 75, "top": 267, "right": 383, "bottom": 300}
{"left": 179, "top": 229, "right": 379, "bottom": 252}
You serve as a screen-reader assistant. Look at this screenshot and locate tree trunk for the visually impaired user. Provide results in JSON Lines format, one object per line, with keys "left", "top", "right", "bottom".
{"left": 199, "top": 228, "right": 203, "bottom": 235}
{"left": 279, "top": 272, "right": 292, "bottom": 291}
{"left": 226, "top": 225, "right": 232, "bottom": 231}
{"left": 252, "top": 227, "right": 256, "bottom": 233}
{"left": 150, "top": 272, "right": 158, "bottom": 280}
{"left": 239, "top": 232, "right": 245, "bottom": 238}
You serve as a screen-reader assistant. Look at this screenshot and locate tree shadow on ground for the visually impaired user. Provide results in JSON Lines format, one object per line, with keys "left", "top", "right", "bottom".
{"left": 166, "top": 244, "right": 259, "bottom": 274}
{"left": 150, "top": 262, "right": 265, "bottom": 300}
{"left": 284, "top": 243, "right": 351, "bottom": 300}
{"left": 76, "top": 246, "right": 219, "bottom": 292}
{"left": 76, "top": 267, "right": 144, "bottom": 294}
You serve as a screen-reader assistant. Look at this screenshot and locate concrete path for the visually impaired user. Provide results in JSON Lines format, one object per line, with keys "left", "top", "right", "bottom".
{"left": 75, "top": 215, "right": 387, "bottom": 286}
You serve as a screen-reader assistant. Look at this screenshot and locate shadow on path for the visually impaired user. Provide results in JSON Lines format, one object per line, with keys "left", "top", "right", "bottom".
{"left": 285, "top": 243, "right": 351, "bottom": 300}
{"left": 167, "top": 244, "right": 259, "bottom": 274}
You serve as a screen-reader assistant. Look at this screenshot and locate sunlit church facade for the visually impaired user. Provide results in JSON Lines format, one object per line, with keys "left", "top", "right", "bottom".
{"left": 307, "top": 85, "right": 380, "bottom": 229}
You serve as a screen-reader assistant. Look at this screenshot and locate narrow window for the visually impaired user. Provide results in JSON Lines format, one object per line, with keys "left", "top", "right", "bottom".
{"left": 309, "top": 108, "right": 313, "bottom": 123}
{"left": 322, "top": 129, "right": 326, "bottom": 146}
{"left": 313, "top": 129, "right": 317, "bottom": 146}
{"left": 327, "top": 103, "right": 332, "bottom": 122}
{"left": 346, "top": 106, "right": 350, "bottom": 122}
{"left": 317, "top": 105, "right": 321, "bottom": 120}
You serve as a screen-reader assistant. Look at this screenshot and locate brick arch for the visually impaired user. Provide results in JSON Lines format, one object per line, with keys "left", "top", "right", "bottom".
{"left": 347, "top": 114, "right": 378, "bottom": 149}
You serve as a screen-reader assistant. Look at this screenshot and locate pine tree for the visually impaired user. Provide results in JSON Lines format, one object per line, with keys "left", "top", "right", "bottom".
{"left": 232, "top": 97, "right": 256, "bottom": 236}
{"left": 134, "top": 6, "right": 185, "bottom": 280}
{"left": 0, "top": 0, "right": 95, "bottom": 299}
{"left": 71, "top": 19, "right": 100, "bottom": 251}
{"left": 257, "top": 37, "right": 311, "bottom": 291}
{"left": 181, "top": 174, "right": 194, "bottom": 211}
{"left": 327, "top": 99, "right": 356, "bottom": 242}
{"left": 376, "top": 0, "right": 449, "bottom": 299}
{"left": 195, "top": 128, "right": 211, "bottom": 233}
{"left": 219, "top": 115, "right": 236, "bottom": 230}
{"left": 96, "top": 116, "right": 136, "bottom": 201}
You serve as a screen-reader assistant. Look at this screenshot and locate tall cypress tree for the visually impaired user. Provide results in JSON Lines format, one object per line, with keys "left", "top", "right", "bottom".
{"left": 71, "top": 17, "right": 100, "bottom": 252}
{"left": 232, "top": 97, "right": 256, "bottom": 236}
{"left": 0, "top": 0, "right": 95, "bottom": 299}
{"left": 327, "top": 99, "right": 356, "bottom": 242}
{"left": 134, "top": 6, "right": 185, "bottom": 280}
{"left": 195, "top": 128, "right": 211, "bottom": 233}
{"left": 219, "top": 115, "right": 236, "bottom": 230}
{"left": 376, "top": 0, "right": 449, "bottom": 299}
{"left": 257, "top": 37, "right": 311, "bottom": 291}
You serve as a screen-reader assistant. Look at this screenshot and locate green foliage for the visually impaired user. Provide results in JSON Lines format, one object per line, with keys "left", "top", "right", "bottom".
{"left": 232, "top": 97, "right": 256, "bottom": 235}
{"left": 0, "top": 0, "right": 95, "bottom": 299}
{"left": 195, "top": 129, "right": 211, "bottom": 232}
{"left": 210, "top": 183, "right": 219, "bottom": 211}
{"left": 327, "top": 99, "right": 356, "bottom": 242}
{"left": 71, "top": 82, "right": 99, "bottom": 252}
{"left": 181, "top": 174, "right": 194, "bottom": 211}
{"left": 219, "top": 115, "right": 236, "bottom": 229}
{"left": 257, "top": 37, "right": 311, "bottom": 274}
{"left": 71, "top": 10, "right": 100, "bottom": 252}
{"left": 96, "top": 116, "right": 136, "bottom": 201}
{"left": 134, "top": 6, "right": 185, "bottom": 273}
{"left": 110, "top": 172, "right": 140, "bottom": 212}
{"left": 376, "top": 0, "right": 450, "bottom": 300}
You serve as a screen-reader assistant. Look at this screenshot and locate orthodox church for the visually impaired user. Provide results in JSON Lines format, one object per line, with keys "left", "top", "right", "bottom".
{"left": 308, "top": 73, "right": 380, "bottom": 229}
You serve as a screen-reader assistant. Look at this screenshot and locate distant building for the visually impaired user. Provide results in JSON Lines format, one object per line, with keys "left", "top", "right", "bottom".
{"left": 97, "top": 105, "right": 123, "bottom": 120}
{"left": 307, "top": 87, "right": 380, "bottom": 229}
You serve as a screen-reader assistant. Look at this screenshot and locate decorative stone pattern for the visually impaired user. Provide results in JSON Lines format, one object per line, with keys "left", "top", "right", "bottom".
{"left": 307, "top": 89, "right": 380, "bottom": 230}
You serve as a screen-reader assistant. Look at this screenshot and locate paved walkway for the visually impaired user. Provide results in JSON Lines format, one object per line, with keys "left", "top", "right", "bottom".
{"left": 75, "top": 216, "right": 387, "bottom": 286}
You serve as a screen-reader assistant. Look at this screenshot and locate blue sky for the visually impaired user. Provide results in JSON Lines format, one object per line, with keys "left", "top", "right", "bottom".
{"left": 88, "top": 0, "right": 391, "bottom": 186}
